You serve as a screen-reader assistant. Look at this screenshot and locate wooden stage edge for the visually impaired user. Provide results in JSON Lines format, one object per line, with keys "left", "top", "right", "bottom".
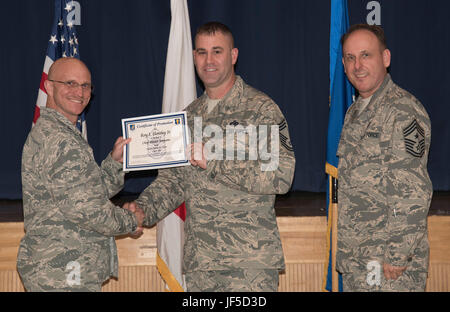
{"left": 0, "top": 191, "right": 449, "bottom": 222}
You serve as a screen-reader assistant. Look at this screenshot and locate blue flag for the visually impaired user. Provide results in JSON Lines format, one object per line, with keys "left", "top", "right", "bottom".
{"left": 34, "top": 0, "right": 87, "bottom": 139}
{"left": 323, "top": 0, "right": 354, "bottom": 292}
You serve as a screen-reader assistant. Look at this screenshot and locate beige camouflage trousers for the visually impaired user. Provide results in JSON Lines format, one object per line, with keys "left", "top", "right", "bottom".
{"left": 185, "top": 269, "right": 279, "bottom": 292}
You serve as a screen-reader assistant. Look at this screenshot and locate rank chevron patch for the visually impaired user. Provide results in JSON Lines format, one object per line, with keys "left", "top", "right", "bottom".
{"left": 403, "top": 119, "right": 425, "bottom": 158}
{"left": 279, "top": 119, "right": 294, "bottom": 152}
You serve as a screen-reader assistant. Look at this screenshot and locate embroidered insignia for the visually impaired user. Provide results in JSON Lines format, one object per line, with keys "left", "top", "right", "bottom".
{"left": 403, "top": 119, "right": 425, "bottom": 157}
{"left": 366, "top": 132, "right": 380, "bottom": 138}
{"left": 279, "top": 119, "right": 294, "bottom": 151}
{"left": 229, "top": 120, "right": 239, "bottom": 126}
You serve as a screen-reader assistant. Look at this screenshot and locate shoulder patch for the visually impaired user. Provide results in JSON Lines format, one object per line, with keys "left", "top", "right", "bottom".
{"left": 279, "top": 119, "right": 294, "bottom": 152}
{"left": 403, "top": 119, "right": 425, "bottom": 157}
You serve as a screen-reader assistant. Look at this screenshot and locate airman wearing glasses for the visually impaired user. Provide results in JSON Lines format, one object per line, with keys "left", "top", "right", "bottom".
{"left": 45, "top": 58, "right": 93, "bottom": 124}
{"left": 17, "top": 57, "right": 144, "bottom": 292}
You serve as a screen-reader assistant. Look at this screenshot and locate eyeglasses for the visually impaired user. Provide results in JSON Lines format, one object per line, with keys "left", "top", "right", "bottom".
{"left": 48, "top": 79, "right": 94, "bottom": 92}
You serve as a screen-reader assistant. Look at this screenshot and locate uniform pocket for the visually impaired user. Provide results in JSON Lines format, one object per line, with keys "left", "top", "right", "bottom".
{"left": 358, "top": 134, "right": 382, "bottom": 158}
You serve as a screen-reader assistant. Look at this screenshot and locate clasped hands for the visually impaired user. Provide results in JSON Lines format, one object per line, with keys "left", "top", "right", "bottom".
{"left": 119, "top": 142, "right": 206, "bottom": 238}
{"left": 122, "top": 201, "right": 145, "bottom": 238}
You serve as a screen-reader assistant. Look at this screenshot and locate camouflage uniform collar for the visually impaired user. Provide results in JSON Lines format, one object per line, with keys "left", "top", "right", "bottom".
{"left": 350, "top": 74, "right": 392, "bottom": 118}
{"left": 41, "top": 107, "right": 84, "bottom": 137}
{"left": 223, "top": 75, "right": 244, "bottom": 107}
{"left": 199, "top": 75, "right": 244, "bottom": 115}
{"left": 368, "top": 73, "right": 392, "bottom": 104}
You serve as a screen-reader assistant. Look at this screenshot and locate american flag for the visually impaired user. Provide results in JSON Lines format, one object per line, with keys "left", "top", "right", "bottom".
{"left": 34, "top": 0, "right": 87, "bottom": 139}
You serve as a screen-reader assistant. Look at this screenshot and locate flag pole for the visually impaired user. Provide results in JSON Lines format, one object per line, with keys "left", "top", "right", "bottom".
{"left": 331, "top": 177, "right": 339, "bottom": 292}
{"left": 326, "top": 0, "right": 352, "bottom": 292}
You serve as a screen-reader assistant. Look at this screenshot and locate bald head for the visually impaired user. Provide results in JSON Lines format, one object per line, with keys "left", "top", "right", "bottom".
{"left": 47, "top": 57, "right": 91, "bottom": 80}
{"left": 44, "top": 57, "right": 92, "bottom": 124}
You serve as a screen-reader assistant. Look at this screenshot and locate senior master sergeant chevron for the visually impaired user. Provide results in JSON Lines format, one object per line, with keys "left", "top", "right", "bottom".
{"left": 131, "top": 21, "right": 296, "bottom": 291}
{"left": 17, "top": 58, "right": 144, "bottom": 292}
{"left": 336, "top": 24, "right": 432, "bottom": 291}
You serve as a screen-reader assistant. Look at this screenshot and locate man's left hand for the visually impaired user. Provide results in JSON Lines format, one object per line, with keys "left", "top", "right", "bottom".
{"left": 111, "top": 136, "right": 131, "bottom": 163}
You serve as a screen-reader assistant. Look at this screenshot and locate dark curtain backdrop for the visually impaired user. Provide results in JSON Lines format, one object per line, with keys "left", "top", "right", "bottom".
{"left": 0, "top": 0, "right": 449, "bottom": 199}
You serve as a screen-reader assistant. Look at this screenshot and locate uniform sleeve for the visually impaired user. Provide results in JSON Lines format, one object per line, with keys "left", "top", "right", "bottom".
{"left": 382, "top": 104, "right": 432, "bottom": 267}
{"left": 47, "top": 139, "right": 138, "bottom": 236}
{"left": 99, "top": 152, "right": 125, "bottom": 198}
{"left": 205, "top": 100, "right": 296, "bottom": 195}
{"left": 135, "top": 166, "right": 186, "bottom": 227}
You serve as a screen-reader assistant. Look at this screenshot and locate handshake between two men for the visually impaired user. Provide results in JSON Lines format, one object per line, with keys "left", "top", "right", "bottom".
{"left": 121, "top": 142, "right": 207, "bottom": 237}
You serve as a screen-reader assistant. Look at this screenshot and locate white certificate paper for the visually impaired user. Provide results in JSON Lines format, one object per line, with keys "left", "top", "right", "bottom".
{"left": 122, "top": 112, "right": 190, "bottom": 171}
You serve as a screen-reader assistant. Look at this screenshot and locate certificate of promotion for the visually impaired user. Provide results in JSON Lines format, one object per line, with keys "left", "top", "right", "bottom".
{"left": 122, "top": 112, "right": 190, "bottom": 171}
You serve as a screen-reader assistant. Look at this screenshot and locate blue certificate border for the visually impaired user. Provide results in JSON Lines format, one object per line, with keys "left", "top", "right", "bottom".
{"left": 122, "top": 112, "right": 189, "bottom": 171}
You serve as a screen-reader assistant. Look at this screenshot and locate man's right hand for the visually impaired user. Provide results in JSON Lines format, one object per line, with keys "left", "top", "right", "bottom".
{"left": 123, "top": 201, "right": 144, "bottom": 237}
{"left": 383, "top": 262, "right": 407, "bottom": 280}
{"left": 187, "top": 142, "right": 207, "bottom": 169}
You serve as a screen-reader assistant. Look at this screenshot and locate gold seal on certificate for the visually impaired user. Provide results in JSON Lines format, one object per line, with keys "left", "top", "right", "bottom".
{"left": 122, "top": 112, "right": 190, "bottom": 171}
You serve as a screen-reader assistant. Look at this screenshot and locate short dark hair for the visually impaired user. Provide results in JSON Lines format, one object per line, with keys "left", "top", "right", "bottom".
{"left": 341, "top": 24, "right": 387, "bottom": 50}
{"left": 195, "top": 21, "right": 234, "bottom": 48}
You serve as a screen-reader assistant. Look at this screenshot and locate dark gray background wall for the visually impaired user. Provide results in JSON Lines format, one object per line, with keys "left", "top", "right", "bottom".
{"left": 0, "top": 0, "right": 448, "bottom": 199}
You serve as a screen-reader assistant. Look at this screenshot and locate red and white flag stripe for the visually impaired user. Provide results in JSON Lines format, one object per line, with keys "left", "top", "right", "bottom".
{"left": 157, "top": 0, "right": 197, "bottom": 292}
{"left": 34, "top": 56, "right": 53, "bottom": 124}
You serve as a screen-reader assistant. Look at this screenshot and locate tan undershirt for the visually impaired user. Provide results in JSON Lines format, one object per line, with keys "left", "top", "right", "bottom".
{"left": 359, "top": 95, "right": 373, "bottom": 113}
{"left": 206, "top": 96, "right": 221, "bottom": 114}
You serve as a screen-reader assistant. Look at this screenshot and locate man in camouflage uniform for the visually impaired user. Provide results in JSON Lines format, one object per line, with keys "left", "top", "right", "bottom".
{"left": 134, "top": 22, "right": 296, "bottom": 291}
{"left": 336, "top": 24, "right": 432, "bottom": 291}
{"left": 18, "top": 58, "right": 144, "bottom": 291}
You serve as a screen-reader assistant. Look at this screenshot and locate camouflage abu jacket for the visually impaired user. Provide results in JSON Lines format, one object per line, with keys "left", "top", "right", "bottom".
{"left": 137, "top": 76, "right": 296, "bottom": 272}
{"left": 18, "top": 107, "right": 138, "bottom": 291}
{"left": 336, "top": 74, "right": 432, "bottom": 274}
